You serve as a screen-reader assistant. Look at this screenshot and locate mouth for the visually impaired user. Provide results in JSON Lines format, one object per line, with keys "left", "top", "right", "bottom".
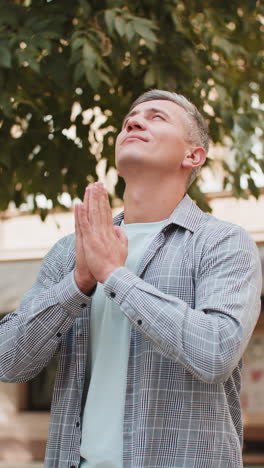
{"left": 122, "top": 134, "right": 148, "bottom": 144}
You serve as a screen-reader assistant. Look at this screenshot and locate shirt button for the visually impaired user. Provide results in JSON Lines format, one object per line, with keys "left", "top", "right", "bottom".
{"left": 110, "top": 292, "right": 116, "bottom": 298}
{"left": 56, "top": 332, "right": 62, "bottom": 338}
{"left": 81, "top": 303, "right": 86, "bottom": 308}
{"left": 76, "top": 421, "right": 80, "bottom": 428}
{"left": 137, "top": 319, "right": 142, "bottom": 325}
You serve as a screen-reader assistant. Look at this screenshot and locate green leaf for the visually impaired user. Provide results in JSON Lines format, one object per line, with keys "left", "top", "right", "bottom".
{"left": 0, "top": 46, "right": 12, "bottom": 68}
{"left": 28, "top": 58, "right": 40, "bottom": 73}
{"left": 97, "top": 70, "right": 112, "bottom": 87}
{"left": 69, "top": 49, "right": 82, "bottom": 65}
{"left": 73, "top": 61, "right": 85, "bottom": 83}
{"left": 104, "top": 10, "right": 116, "bottom": 35}
{"left": 82, "top": 42, "right": 97, "bottom": 67}
{"left": 85, "top": 69, "right": 100, "bottom": 90}
{"left": 135, "top": 18, "right": 158, "bottom": 29}
{"left": 40, "top": 208, "right": 48, "bottom": 221}
{"left": 125, "top": 21, "right": 134, "bottom": 41}
{"left": 133, "top": 21, "right": 157, "bottom": 42}
{"left": 144, "top": 39, "right": 157, "bottom": 52}
{"left": 30, "top": 36, "right": 52, "bottom": 51}
{"left": 237, "top": 115, "right": 252, "bottom": 131}
{"left": 212, "top": 37, "right": 246, "bottom": 58}
{"left": 0, "top": 92, "right": 13, "bottom": 117}
{"left": 115, "top": 16, "right": 126, "bottom": 37}
{"left": 212, "top": 37, "right": 231, "bottom": 55}
{"left": 248, "top": 177, "right": 260, "bottom": 198}
{"left": 71, "top": 37, "right": 86, "bottom": 52}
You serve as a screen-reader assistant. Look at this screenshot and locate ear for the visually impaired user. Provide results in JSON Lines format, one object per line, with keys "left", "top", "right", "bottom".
{"left": 181, "top": 147, "right": 206, "bottom": 169}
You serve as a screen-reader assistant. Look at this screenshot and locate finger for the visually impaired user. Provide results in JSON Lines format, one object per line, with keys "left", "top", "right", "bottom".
{"left": 97, "top": 183, "right": 111, "bottom": 230}
{"left": 74, "top": 203, "right": 81, "bottom": 236}
{"left": 89, "top": 183, "right": 101, "bottom": 230}
{"left": 76, "top": 203, "right": 91, "bottom": 242}
{"left": 75, "top": 203, "right": 89, "bottom": 247}
{"left": 103, "top": 188, "right": 114, "bottom": 228}
{"left": 74, "top": 204, "right": 84, "bottom": 254}
{"left": 114, "top": 226, "right": 128, "bottom": 247}
{"left": 84, "top": 186, "right": 91, "bottom": 219}
{"left": 95, "top": 183, "right": 112, "bottom": 228}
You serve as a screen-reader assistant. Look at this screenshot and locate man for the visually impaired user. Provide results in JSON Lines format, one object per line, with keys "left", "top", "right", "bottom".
{"left": 0, "top": 89, "right": 262, "bottom": 468}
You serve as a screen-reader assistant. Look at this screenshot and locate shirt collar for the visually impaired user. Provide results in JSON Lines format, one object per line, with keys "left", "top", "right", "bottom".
{"left": 113, "top": 194, "right": 205, "bottom": 234}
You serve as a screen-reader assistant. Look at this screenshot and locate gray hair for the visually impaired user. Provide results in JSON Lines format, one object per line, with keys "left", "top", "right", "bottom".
{"left": 129, "top": 89, "right": 209, "bottom": 187}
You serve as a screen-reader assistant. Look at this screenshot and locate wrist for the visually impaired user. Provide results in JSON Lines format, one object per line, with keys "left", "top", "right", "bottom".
{"left": 74, "top": 270, "right": 97, "bottom": 294}
{"left": 99, "top": 266, "right": 120, "bottom": 284}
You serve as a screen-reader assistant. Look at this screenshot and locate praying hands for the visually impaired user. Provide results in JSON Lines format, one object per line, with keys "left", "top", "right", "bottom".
{"left": 74, "top": 182, "right": 128, "bottom": 293}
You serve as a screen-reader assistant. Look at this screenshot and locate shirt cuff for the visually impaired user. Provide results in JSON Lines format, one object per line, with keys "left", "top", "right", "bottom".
{"left": 104, "top": 267, "right": 141, "bottom": 304}
{"left": 53, "top": 270, "right": 93, "bottom": 317}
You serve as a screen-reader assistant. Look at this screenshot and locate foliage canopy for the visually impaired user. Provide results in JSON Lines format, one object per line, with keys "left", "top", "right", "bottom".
{"left": 0, "top": 0, "right": 263, "bottom": 216}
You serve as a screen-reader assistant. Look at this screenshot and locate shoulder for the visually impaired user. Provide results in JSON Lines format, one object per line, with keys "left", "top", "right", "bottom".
{"left": 172, "top": 195, "right": 255, "bottom": 249}
{"left": 171, "top": 195, "right": 258, "bottom": 257}
{"left": 197, "top": 209, "right": 257, "bottom": 251}
{"left": 193, "top": 211, "right": 261, "bottom": 279}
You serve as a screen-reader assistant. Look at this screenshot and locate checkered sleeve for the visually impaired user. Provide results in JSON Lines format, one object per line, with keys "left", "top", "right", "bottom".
{"left": 104, "top": 225, "right": 262, "bottom": 384}
{"left": 0, "top": 235, "right": 91, "bottom": 383}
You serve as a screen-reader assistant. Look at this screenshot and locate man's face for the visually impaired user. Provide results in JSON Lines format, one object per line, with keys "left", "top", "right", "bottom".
{"left": 115, "top": 99, "right": 193, "bottom": 179}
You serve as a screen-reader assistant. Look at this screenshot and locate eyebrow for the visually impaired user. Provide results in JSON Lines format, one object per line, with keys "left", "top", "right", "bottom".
{"left": 122, "top": 107, "right": 171, "bottom": 126}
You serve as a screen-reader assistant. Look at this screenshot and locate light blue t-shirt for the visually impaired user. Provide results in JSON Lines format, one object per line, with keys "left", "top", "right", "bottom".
{"left": 80, "top": 219, "right": 166, "bottom": 468}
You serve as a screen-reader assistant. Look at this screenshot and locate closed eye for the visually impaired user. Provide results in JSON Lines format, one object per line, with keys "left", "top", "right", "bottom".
{"left": 152, "top": 114, "right": 165, "bottom": 120}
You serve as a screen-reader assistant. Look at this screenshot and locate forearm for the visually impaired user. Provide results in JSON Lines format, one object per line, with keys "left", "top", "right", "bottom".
{"left": 104, "top": 266, "right": 261, "bottom": 384}
{"left": 0, "top": 271, "right": 92, "bottom": 382}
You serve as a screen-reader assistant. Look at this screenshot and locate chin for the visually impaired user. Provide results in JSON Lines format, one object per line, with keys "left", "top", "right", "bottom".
{"left": 116, "top": 157, "right": 146, "bottom": 179}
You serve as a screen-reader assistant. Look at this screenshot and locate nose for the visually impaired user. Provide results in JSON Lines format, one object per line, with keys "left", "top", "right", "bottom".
{"left": 126, "top": 116, "right": 146, "bottom": 132}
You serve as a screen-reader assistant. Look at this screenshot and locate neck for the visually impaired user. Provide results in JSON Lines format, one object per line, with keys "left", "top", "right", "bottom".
{"left": 123, "top": 176, "right": 186, "bottom": 224}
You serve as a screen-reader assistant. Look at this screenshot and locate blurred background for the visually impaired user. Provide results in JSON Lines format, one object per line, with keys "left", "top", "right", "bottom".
{"left": 0, "top": 0, "right": 264, "bottom": 466}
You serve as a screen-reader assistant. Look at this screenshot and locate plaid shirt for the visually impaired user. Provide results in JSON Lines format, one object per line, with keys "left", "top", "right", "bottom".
{"left": 0, "top": 195, "right": 262, "bottom": 468}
